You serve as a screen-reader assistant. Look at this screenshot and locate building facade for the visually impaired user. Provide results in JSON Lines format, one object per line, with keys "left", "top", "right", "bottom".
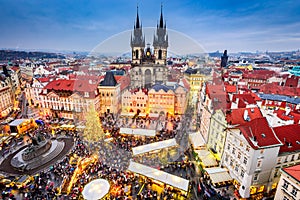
{"left": 130, "top": 7, "right": 169, "bottom": 89}
{"left": 274, "top": 164, "right": 300, "bottom": 200}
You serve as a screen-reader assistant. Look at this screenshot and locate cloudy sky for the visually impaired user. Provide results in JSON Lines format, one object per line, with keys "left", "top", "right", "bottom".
{"left": 0, "top": 0, "right": 299, "bottom": 53}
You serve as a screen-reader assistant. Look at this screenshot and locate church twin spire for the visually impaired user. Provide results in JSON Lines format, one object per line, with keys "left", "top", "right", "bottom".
{"left": 131, "top": 4, "right": 168, "bottom": 65}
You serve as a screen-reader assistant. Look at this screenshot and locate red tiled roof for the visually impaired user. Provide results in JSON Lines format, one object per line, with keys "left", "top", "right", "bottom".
{"left": 273, "top": 124, "right": 300, "bottom": 154}
{"left": 232, "top": 93, "right": 257, "bottom": 108}
{"left": 238, "top": 117, "right": 282, "bottom": 149}
{"left": 283, "top": 164, "right": 300, "bottom": 182}
{"left": 206, "top": 84, "right": 228, "bottom": 110}
{"left": 37, "top": 77, "right": 51, "bottom": 83}
{"left": 115, "top": 75, "right": 131, "bottom": 91}
{"left": 225, "top": 85, "right": 237, "bottom": 93}
{"left": 44, "top": 79, "right": 98, "bottom": 93}
{"left": 226, "top": 107, "right": 263, "bottom": 125}
{"left": 285, "top": 76, "right": 299, "bottom": 87}
{"left": 259, "top": 82, "right": 300, "bottom": 96}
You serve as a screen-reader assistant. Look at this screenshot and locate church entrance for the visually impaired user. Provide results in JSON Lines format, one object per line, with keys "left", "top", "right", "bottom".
{"left": 144, "top": 69, "right": 152, "bottom": 88}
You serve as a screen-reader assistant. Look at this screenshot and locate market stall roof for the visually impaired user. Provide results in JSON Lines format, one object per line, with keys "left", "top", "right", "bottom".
{"left": 195, "top": 149, "right": 218, "bottom": 167}
{"left": 132, "top": 138, "right": 178, "bottom": 156}
{"left": 189, "top": 132, "right": 206, "bottom": 147}
{"left": 120, "top": 127, "right": 156, "bottom": 137}
{"left": 76, "top": 125, "right": 86, "bottom": 129}
{"left": 82, "top": 179, "right": 110, "bottom": 200}
{"left": 120, "top": 112, "right": 135, "bottom": 117}
{"left": 149, "top": 113, "right": 160, "bottom": 118}
{"left": 9, "top": 119, "right": 27, "bottom": 126}
{"left": 127, "top": 161, "right": 189, "bottom": 192}
{"left": 60, "top": 124, "right": 75, "bottom": 129}
{"left": 205, "top": 167, "right": 232, "bottom": 184}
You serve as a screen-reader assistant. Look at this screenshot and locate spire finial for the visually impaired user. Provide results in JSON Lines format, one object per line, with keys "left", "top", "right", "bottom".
{"left": 136, "top": 4, "right": 140, "bottom": 29}
{"left": 159, "top": 3, "right": 164, "bottom": 28}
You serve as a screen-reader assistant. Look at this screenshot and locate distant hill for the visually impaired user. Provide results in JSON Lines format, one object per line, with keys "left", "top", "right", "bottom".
{"left": 0, "top": 50, "right": 65, "bottom": 61}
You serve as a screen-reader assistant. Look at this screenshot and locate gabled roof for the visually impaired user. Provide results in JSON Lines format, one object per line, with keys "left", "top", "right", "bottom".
{"left": 238, "top": 117, "right": 282, "bottom": 149}
{"left": 206, "top": 83, "right": 228, "bottom": 110}
{"left": 273, "top": 124, "right": 300, "bottom": 154}
{"left": 232, "top": 93, "right": 257, "bottom": 108}
{"left": 44, "top": 79, "right": 98, "bottom": 93}
{"left": 226, "top": 107, "right": 263, "bottom": 125}
{"left": 282, "top": 164, "right": 300, "bottom": 182}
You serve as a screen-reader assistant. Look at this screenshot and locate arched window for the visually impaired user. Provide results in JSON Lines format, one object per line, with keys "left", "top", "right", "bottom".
{"left": 135, "top": 49, "right": 139, "bottom": 59}
{"left": 158, "top": 49, "right": 162, "bottom": 59}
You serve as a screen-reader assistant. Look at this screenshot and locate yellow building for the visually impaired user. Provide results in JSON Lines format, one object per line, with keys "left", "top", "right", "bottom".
{"left": 184, "top": 68, "right": 211, "bottom": 105}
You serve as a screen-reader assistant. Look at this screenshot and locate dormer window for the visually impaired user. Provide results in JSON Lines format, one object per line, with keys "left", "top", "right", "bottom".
{"left": 84, "top": 92, "right": 89, "bottom": 97}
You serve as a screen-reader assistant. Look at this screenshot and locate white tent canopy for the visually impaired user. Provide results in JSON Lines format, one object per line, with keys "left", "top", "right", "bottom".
{"left": 120, "top": 127, "right": 156, "bottom": 137}
{"left": 195, "top": 149, "right": 218, "bottom": 167}
{"left": 132, "top": 138, "right": 178, "bottom": 156}
{"left": 82, "top": 179, "right": 110, "bottom": 200}
{"left": 205, "top": 167, "right": 232, "bottom": 184}
{"left": 127, "top": 161, "right": 189, "bottom": 192}
{"left": 189, "top": 132, "right": 206, "bottom": 148}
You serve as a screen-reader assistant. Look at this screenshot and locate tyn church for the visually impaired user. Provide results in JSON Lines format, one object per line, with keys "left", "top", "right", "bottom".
{"left": 130, "top": 6, "right": 169, "bottom": 89}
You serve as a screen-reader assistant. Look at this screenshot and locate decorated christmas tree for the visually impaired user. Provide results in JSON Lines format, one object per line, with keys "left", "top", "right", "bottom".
{"left": 82, "top": 104, "right": 105, "bottom": 151}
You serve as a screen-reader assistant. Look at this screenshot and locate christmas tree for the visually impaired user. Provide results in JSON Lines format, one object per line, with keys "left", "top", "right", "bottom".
{"left": 82, "top": 104, "right": 105, "bottom": 151}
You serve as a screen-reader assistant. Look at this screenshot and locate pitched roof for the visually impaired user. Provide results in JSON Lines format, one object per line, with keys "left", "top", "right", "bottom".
{"left": 100, "top": 71, "right": 117, "bottom": 86}
{"left": 273, "top": 124, "right": 300, "bottom": 154}
{"left": 226, "top": 107, "right": 263, "bottom": 125}
{"left": 225, "top": 85, "right": 237, "bottom": 93}
{"left": 206, "top": 83, "right": 228, "bottom": 110}
{"left": 282, "top": 164, "right": 300, "bottom": 182}
{"left": 44, "top": 79, "right": 98, "bottom": 93}
{"left": 259, "top": 82, "right": 300, "bottom": 96}
{"left": 238, "top": 117, "right": 282, "bottom": 149}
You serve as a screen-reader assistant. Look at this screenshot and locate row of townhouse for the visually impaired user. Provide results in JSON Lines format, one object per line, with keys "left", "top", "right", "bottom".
{"left": 25, "top": 70, "right": 189, "bottom": 120}
{"left": 198, "top": 79, "right": 300, "bottom": 199}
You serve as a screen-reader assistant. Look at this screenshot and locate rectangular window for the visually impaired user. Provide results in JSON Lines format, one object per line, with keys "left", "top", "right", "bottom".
{"left": 235, "top": 165, "right": 239, "bottom": 172}
{"left": 227, "top": 144, "right": 231, "bottom": 150}
{"left": 243, "top": 157, "right": 248, "bottom": 165}
{"left": 246, "top": 146, "right": 250, "bottom": 152}
{"left": 282, "top": 180, "right": 288, "bottom": 189}
{"left": 253, "top": 173, "right": 259, "bottom": 181}
{"left": 257, "top": 160, "right": 262, "bottom": 168}
{"left": 237, "top": 152, "right": 241, "bottom": 159}
{"left": 291, "top": 187, "right": 297, "bottom": 196}
{"left": 232, "top": 147, "right": 236, "bottom": 154}
{"left": 241, "top": 170, "right": 245, "bottom": 178}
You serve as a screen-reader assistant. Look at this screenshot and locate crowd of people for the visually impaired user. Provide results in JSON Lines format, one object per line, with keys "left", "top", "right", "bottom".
{"left": 0, "top": 111, "right": 236, "bottom": 200}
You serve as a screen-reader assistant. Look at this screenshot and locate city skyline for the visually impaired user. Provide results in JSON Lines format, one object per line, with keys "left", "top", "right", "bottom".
{"left": 0, "top": 0, "right": 300, "bottom": 54}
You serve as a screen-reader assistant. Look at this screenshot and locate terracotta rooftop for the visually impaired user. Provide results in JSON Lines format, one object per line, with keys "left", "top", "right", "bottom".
{"left": 44, "top": 79, "right": 98, "bottom": 93}
{"left": 273, "top": 124, "right": 300, "bottom": 154}
{"left": 238, "top": 117, "right": 282, "bottom": 149}
{"left": 226, "top": 107, "right": 263, "bottom": 126}
{"left": 282, "top": 164, "right": 300, "bottom": 182}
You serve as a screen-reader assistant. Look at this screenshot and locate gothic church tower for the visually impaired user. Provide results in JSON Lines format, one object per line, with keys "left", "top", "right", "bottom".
{"left": 130, "top": 6, "right": 145, "bottom": 65}
{"left": 153, "top": 5, "right": 168, "bottom": 65}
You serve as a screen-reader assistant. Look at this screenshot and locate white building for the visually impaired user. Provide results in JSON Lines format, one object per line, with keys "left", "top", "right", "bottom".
{"left": 222, "top": 117, "right": 282, "bottom": 198}
{"left": 274, "top": 164, "right": 300, "bottom": 200}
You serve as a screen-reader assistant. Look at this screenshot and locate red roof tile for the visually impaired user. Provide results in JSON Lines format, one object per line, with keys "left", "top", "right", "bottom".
{"left": 206, "top": 84, "right": 228, "bottom": 110}
{"left": 273, "top": 124, "right": 300, "bottom": 153}
{"left": 44, "top": 79, "right": 98, "bottom": 94}
{"left": 285, "top": 76, "right": 299, "bottom": 87}
{"left": 238, "top": 117, "right": 282, "bottom": 149}
{"left": 225, "top": 85, "right": 237, "bottom": 93}
{"left": 283, "top": 164, "right": 300, "bottom": 182}
{"left": 226, "top": 107, "right": 263, "bottom": 125}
